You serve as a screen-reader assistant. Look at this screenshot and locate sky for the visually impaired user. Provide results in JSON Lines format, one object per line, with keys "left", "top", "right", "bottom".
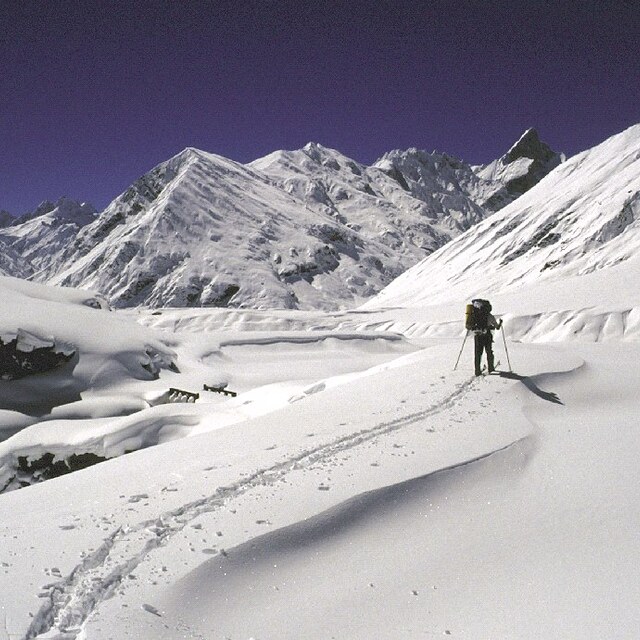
{"left": 1, "top": 0, "right": 638, "bottom": 214}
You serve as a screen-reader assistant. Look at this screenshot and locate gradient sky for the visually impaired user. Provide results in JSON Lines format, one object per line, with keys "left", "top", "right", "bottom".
{"left": 1, "top": 0, "right": 638, "bottom": 213}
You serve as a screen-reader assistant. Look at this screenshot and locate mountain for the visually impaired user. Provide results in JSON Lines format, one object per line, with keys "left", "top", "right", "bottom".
{"left": 41, "top": 143, "right": 498, "bottom": 311}
{"left": 8, "top": 131, "right": 559, "bottom": 311}
{"left": 45, "top": 148, "right": 415, "bottom": 310}
{"left": 0, "top": 197, "right": 96, "bottom": 276}
{"left": 474, "top": 128, "right": 564, "bottom": 211}
{"left": 251, "top": 142, "right": 487, "bottom": 257}
{"left": 367, "top": 123, "right": 640, "bottom": 310}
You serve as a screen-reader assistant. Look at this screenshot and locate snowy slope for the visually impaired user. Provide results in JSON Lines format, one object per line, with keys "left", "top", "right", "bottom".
{"left": 251, "top": 142, "right": 486, "bottom": 257}
{"left": 0, "top": 278, "right": 639, "bottom": 638}
{"left": 0, "top": 197, "right": 96, "bottom": 276}
{"left": 43, "top": 148, "right": 416, "bottom": 311}
{"left": 369, "top": 123, "right": 640, "bottom": 311}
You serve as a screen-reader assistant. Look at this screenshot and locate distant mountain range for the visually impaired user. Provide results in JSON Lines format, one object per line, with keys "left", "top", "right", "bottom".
{"left": 0, "top": 130, "right": 562, "bottom": 309}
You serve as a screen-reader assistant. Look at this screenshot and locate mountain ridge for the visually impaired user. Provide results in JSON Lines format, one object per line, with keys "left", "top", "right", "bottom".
{"left": 3, "top": 129, "right": 563, "bottom": 310}
{"left": 367, "top": 122, "right": 640, "bottom": 310}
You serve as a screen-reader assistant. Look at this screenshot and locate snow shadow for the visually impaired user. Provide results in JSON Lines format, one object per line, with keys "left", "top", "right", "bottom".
{"left": 0, "top": 351, "right": 82, "bottom": 416}
{"left": 175, "top": 436, "right": 534, "bottom": 597}
{"left": 498, "top": 371, "right": 563, "bottom": 404}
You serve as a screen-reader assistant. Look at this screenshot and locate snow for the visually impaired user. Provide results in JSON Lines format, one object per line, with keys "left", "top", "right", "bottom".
{"left": 0, "top": 198, "right": 96, "bottom": 278}
{"left": 368, "top": 123, "right": 640, "bottom": 310}
{"left": 1, "top": 123, "right": 639, "bottom": 638}
{"left": 1, "top": 291, "right": 639, "bottom": 637}
{"left": 8, "top": 131, "right": 555, "bottom": 312}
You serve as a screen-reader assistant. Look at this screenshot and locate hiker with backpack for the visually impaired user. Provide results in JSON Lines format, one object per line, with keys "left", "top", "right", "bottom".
{"left": 465, "top": 299, "right": 503, "bottom": 375}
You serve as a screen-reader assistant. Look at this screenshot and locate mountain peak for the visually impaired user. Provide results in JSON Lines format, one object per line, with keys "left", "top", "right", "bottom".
{"left": 12, "top": 198, "right": 96, "bottom": 226}
{"left": 474, "top": 128, "right": 564, "bottom": 210}
{"left": 303, "top": 141, "right": 325, "bottom": 152}
{"left": 302, "top": 141, "right": 343, "bottom": 159}
{"left": 171, "top": 147, "right": 207, "bottom": 164}
{"left": 51, "top": 197, "right": 97, "bottom": 223}
{"left": 505, "top": 128, "right": 558, "bottom": 165}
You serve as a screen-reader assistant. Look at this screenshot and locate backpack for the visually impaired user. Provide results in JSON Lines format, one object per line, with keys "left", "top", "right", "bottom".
{"left": 465, "top": 299, "right": 491, "bottom": 331}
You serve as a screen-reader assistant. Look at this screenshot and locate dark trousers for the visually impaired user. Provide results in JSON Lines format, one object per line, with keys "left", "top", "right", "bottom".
{"left": 474, "top": 332, "right": 494, "bottom": 375}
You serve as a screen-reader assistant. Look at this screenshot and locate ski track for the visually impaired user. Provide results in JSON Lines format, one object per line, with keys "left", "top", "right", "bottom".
{"left": 25, "top": 374, "right": 501, "bottom": 639}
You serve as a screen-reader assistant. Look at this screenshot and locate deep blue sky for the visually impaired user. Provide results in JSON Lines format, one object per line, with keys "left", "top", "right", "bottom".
{"left": 1, "top": 0, "right": 638, "bottom": 213}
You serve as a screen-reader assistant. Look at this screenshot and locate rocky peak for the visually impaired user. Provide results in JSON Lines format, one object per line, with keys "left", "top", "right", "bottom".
{"left": 301, "top": 142, "right": 334, "bottom": 164}
{"left": 13, "top": 198, "right": 96, "bottom": 226}
{"left": 475, "top": 128, "right": 564, "bottom": 210}
{"left": 50, "top": 197, "right": 97, "bottom": 224}
{"left": 505, "top": 128, "right": 560, "bottom": 165}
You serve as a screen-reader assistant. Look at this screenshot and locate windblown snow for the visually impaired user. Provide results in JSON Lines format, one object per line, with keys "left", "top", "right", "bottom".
{"left": 0, "top": 123, "right": 639, "bottom": 639}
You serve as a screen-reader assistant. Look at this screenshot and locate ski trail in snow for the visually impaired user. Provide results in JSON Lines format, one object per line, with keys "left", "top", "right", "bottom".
{"left": 25, "top": 375, "right": 492, "bottom": 639}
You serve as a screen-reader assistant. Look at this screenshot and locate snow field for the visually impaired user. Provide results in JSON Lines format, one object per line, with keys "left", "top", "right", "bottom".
{"left": 1, "top": 288, "right": 639, "bottom": 638}
{"left": 1, "top": 338, "right": 543, "bottom": 639}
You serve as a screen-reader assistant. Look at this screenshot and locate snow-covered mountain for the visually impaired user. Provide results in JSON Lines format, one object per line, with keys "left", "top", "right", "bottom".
{"left": 40, "top": 144, "right": 493, "bottom": 310}
{"left": 251, "top": 142, "right": 486, "bottom": 256}
{"left": 369, "top": 123, "right": 640, "bottom": 310}
{"left": 473, "top": 127, "right": 563, "bottom": 211}
{"left": 5, "top": 131, "right": 559, "bottom": 310}
{"left": 0, "top": 197, "right": 96, "bottom": 276}
{"left": 45, "top": 148, "right": 417, "bottom": 310}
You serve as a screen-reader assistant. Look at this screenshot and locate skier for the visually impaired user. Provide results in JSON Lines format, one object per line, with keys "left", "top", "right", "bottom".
{"left": 465, "top": 299, "right": 503, "bottom": 375}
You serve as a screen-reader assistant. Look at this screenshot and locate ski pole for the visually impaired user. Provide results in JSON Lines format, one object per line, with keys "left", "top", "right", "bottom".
{"left": 453, "top": 330, "right": 470, "bottom": 371}
{"left": 501, "top": 324, "right": 512, "bottom": 372}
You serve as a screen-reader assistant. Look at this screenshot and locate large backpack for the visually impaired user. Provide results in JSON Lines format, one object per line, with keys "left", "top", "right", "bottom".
{"left": 465, "top": 299, "right": 491, "bottom": 331}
